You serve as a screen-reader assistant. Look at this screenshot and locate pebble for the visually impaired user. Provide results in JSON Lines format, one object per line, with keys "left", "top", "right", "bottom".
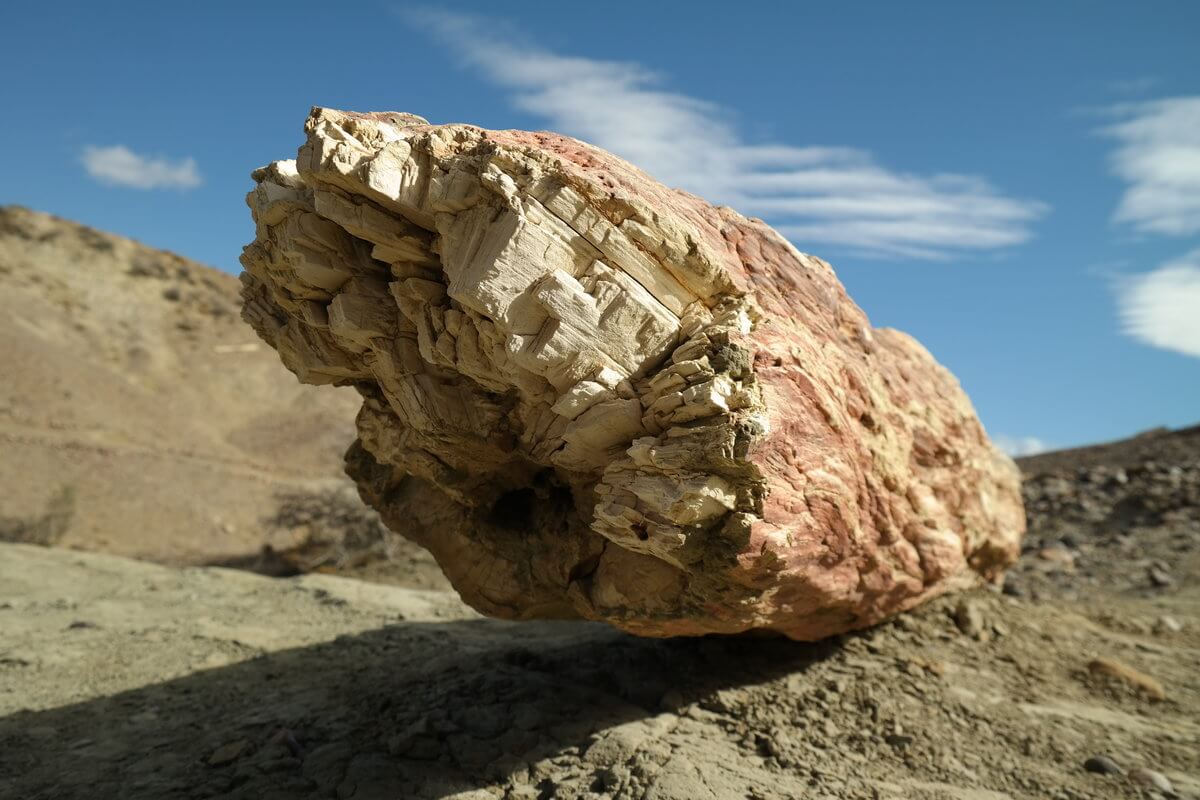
{"left": 1129, "top": 767, "right": 1174, "bottom": 794}
{"left": 208, "top": 738, "right": 250, "bottom": 766}
{"left": 1148, "top": 567, "right": 1174, "bottom": 587}
{"left": 1087, "top": 657, "right": 1167, "bottom": 701}
{"left": 1083, "top": 755, "right": 1122, "bottom": 775}
{"left": 269, "top": 727, "right": 305, "bottom": 758}
{"left": 1038, "top": 546, "right": 1076, "bottom": 571}
{"left": 1001, "top": 578, "right": 1025, "bottom": 598}
{"left": 953, "top": 598, "right": 986, "bottom": 638}
{"left": 1154, "top": 615, "right": 1183, "bottom": 634}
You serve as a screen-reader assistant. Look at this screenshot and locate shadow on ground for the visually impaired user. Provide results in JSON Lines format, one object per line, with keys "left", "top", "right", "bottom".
{"left": 0, "top": 617, "right": 839, "bottom": 799}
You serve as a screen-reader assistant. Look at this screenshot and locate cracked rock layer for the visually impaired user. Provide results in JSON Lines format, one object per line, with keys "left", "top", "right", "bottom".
{"left": 239, "top": 107, "right": 1025, "bottom": 639}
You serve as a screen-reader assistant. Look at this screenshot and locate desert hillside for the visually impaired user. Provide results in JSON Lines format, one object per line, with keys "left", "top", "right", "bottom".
{"left": 0, "top": 205, "right": 362, "bottom": 564}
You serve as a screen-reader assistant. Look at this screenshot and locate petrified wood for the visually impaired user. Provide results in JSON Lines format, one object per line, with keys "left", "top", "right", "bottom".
{"left": 240, "top": 107, "right": 1025, "bottom": 639}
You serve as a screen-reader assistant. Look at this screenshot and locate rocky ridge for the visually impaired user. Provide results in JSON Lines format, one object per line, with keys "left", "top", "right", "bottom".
{"left": 1007, "top": 434, "right": 1200, "bottom": 604}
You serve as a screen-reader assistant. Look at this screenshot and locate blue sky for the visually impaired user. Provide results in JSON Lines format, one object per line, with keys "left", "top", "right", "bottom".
{"left": 3, "top": 1, "right": 1198, "bottom": 452}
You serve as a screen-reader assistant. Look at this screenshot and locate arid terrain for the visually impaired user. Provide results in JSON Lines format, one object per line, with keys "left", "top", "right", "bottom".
{"left": 0, "top": 206, "right": 443, "bottom": 585}
{"left": 0, "top": 208, "right": 1196, "bottom": 799}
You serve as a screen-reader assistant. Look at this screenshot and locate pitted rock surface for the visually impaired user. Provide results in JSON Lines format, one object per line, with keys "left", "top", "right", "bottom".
{"left": 239, "top": 107, "right": 1025, "bottom": 639}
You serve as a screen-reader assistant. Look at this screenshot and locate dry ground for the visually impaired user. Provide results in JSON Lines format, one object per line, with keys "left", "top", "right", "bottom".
{"left": 1, "top": 533, "right": 1196, "bottom": 800}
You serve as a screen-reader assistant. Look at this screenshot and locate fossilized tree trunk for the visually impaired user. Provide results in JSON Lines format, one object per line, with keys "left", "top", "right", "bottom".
{"left": 240, "top": 108, "right": 1025, "bottom": 640}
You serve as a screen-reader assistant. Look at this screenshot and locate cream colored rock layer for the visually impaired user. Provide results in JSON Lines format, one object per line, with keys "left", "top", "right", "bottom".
{"left": 240, "top": 108, "right": 1024, "bottom": 639}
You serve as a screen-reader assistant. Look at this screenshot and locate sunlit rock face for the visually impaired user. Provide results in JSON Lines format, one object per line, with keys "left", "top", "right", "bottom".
{"left": 239, "top": 107, "right": 1025, "bottom": 640}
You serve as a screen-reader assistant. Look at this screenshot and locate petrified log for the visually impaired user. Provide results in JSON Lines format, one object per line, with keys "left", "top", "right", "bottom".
{"left": 240, "top": 107, "right": 1025, "bottom": 640}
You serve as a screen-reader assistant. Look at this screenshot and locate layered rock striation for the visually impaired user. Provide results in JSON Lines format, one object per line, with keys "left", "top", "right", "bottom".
{"left": 239, "top": 107, "right": 1024, "bottom": 639}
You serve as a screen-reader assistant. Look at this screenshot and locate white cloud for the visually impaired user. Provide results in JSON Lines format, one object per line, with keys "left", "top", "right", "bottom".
{"left": 1116, "top": 248, "right": 1200, "bottom": 358}
{"left": 993, "top": 435, "right": 1051, "bottom": 457}
{"left": 1099, "top": 97, "right": 1200, "bottom": 358}
{"left": 1100, "top": 97, "right": 1200, "bottom": 236}
{"left": 410, "top": 11, "right": 1046, "bottom": 260}
{"left": 81, "top": 145, "right": 202, "bottom": 190}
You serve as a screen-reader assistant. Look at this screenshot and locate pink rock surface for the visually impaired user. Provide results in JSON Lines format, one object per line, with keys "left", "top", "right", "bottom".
{"left": 240, "top": 108, "right": 1025, "bottom": 640}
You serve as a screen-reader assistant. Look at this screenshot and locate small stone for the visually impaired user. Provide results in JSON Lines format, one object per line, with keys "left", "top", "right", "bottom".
{"left": 1001, "top": 577, "right": 1026, "bottom": 598}
{"left": 1129, "top": 767, "right": 1174, "bottom": 794}
{"left": 1154, "top": 615, "right": 1183, "bottom": 634}
{"left": 269, "top": 727, "right": 304, "bottom": 758}
{"left": 208, "top": 738, "right": 250, "bottom": 766}
{"left": 1083, "top": 755, "right": 1122, "bottom": 775}
{"left": 1037, "top": 546, "right": 1075, "bottom": 569}
{"left": 1148, "top": 566, "right": 1174, "bottom": 587}
{"left": 953, "top": 598, "right": 986, "bottom": 638}
{"left": 1087, "top": 657, "right": 1167, "bottom": 701}
{"left": 596, "top": 765, "right": 625, "bottom": 791}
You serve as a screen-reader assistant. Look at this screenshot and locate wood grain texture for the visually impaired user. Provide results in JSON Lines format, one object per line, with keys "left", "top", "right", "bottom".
{"left": 239, "top": 108, "right": 1025, "bottom": 639}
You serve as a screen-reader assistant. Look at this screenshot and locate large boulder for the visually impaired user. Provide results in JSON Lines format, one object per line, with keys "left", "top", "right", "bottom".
{"left": 239, "top": 107, "right": 1025, "bottom": 640}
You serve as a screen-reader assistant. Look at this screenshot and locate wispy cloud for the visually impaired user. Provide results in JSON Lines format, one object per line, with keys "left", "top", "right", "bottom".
{"left": 81, "top": 145, "right": 201, "bottom": 190}
{"left": 410, "top": 11, "right": 1046, "bottom": 260}
{"left": 1100, "top": 97, "right": 1200, "bottom": 237}
{"left": 1099, "top": 96, "right": 1200, "bottom": 358}
{"left": 993, "top": 435, "right": 1051, "bottom": 458}
{"left": 1116, "top": 248, "right": 1200, "bottom": 358}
